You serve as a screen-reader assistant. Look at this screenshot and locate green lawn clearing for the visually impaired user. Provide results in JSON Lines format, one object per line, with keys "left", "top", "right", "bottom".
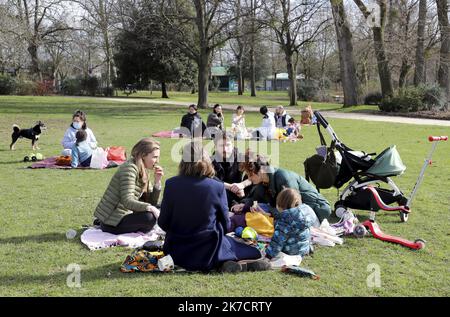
{"left": 115, "top": 90, "right": 345, "bottom": 110}
{"left": 0, "top": 95, "right": 448, "bottom": 296}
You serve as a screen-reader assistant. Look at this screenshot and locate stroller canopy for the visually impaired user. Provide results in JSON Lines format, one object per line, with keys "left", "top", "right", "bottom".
{"left": 367, "top": 146, "right": 406, "bottom": 177}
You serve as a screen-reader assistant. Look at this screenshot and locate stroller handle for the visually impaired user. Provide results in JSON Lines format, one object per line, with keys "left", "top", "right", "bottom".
{"left": 428, "top": 136, "right": 448, "bottom": 142}
{"left": 314, "top": 111, "right": 329, "bottom": 128}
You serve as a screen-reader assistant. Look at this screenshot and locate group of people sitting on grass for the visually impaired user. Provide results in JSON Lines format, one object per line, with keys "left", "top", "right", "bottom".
{"left": 179, "top": 104, "right": 302, "bottom": 141}
{"left": 64, "top": 104, "right": 304, "bottom": 169}
{"left": 92, "top": 133, "right": 331, "bottom": 273}
{"left": 61, "top": 107, "right": 327, "bottom": 273}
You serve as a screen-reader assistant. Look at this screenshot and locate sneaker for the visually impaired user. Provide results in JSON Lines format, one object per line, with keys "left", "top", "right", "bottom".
{"left": 219, "top": 261, "right": 242, "bottom": 273}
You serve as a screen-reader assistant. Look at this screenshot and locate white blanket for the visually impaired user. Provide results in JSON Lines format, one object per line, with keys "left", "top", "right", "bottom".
{"left": 80, "top": 225, "right": 165, "bottom": 250}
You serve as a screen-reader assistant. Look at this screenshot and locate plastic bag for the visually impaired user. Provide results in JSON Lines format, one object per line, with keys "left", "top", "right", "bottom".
{"left": 106, "top": 146, "right": 127, "bottom": 161}
{"left": 90, "top": 147, "right": 108, "bottom": 169}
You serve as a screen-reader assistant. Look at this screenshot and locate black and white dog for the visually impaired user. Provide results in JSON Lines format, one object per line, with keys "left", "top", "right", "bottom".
{"left": 10, "top": 121, "right": 47, "bottom": 150}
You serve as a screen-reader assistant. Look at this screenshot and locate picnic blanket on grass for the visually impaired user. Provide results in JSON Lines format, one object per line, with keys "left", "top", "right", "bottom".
{"left": 28, "top": 156, "right": 126, "bottom": 169}
{"left": 152, "top": 130, "right": 178, "bottom": 138}
{"left": 80, "top": 225, "right": 165, "bottom": 250}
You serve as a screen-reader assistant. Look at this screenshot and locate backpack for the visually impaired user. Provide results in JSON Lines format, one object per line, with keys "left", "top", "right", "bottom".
{"left": 303, "top": 123, "right": 338, "bottom": 189}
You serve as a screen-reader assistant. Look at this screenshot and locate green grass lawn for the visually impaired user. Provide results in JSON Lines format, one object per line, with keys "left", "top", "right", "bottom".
{"left": 115, "top": 90, "right": 346, "bottom": 110}
{"left": 0, "top": 96, "right": 449, "bottom": 297}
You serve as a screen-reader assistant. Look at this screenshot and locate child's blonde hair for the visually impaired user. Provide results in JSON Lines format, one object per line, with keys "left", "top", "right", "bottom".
{"left": 131, "top": 138, "right": 160, "bottom": 192}
{"left": 276, "top": 188, "right": 302, "bottom": 211}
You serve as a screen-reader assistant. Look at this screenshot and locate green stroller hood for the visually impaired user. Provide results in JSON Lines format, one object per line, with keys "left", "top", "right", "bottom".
{"left": 367, "top": 145, "right": 406, "bottom": 177}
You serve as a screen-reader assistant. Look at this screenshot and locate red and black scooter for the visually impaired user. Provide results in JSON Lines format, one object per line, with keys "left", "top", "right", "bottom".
{"left": 353, "top": 136, "right": 448, "bottom": 250}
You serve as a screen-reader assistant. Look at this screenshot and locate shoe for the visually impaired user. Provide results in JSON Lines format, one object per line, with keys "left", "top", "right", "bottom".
{"left": 241, "top": 259, "right": 271, "bottom": 272}
{"left": 220, "top": 261, "right": 242, "bottom": 273}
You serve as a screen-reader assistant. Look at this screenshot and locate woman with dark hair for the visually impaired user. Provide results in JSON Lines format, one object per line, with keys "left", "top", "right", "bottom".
{"left": 206, "top": 104, "right": 224, "bottom": 139}
{"left": 179, "top": 104, "right": 206, "bottom": 137}
{"left": 61, "top": 110, "right": 97, "bottom": 156}
{"left": 252, "top": 106, "right": 276, "bottom": 140}
{"left": 158, "top": 142, "right": 270, "bottom": 273}
{"left": 233, "top": 150, "right": 331, "bottom": 223}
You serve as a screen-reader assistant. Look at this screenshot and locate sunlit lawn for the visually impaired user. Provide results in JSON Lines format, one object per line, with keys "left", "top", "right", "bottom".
{"left": 0, "top": 95, "right": 448, "bottom": 296}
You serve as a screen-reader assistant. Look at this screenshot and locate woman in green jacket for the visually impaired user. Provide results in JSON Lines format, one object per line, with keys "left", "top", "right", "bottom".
{"left": 231, "top": 150, "right": 331, "bottom": 223}
{"left": 94, "top": 138, "right": 164, "bottom": 234}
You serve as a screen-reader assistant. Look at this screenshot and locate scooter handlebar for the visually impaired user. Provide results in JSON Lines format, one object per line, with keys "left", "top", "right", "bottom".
{"left": 428, "top": 136, "right": 448, "bottom": 142}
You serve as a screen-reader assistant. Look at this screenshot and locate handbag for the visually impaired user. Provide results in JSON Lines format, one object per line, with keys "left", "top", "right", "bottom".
{"left": 106, "top": 146, "right": 127, "bottom": 161}
{"left": 303, "top": 123, "right": 338, "bottom": 189}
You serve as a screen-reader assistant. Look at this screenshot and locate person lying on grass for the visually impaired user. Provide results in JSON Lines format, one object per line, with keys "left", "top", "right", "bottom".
{"left": 71, "top": 129, "right": 93, "bottom": 168}
{"left": 158, "top": 141, "right": 270, "bottom": 273}
{"left": 265, "top": 188, "right": 316, "bottom": 259}
{"left": 231, "top": 150, "right": 331, "bottom": 223}
{"left": 61, "top": 110, "right": 97, "bottom": 156}
{"left": 94, "top": 138, "right": 164, "bottom": 234}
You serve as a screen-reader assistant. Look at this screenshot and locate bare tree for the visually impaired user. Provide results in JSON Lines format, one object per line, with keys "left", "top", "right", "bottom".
{"left": 1, "top": 0, "right": 74, "bottom": 79}
{"left": 74, "top": 0, "right": 118, "bottom": 92}
{"left": 436, "top": 0, "right": 449, "bottom": 107}
{"left": 261, "top": 0, "right": 330, "bottom": 106}
{"left": 414, "top": 0, "right": 427, "bottom": 85}
{"left": 158, "top": 0, "right": 251, "bottom": 108}
{"left": 353, "top": 0, "right": 394, "bottom": 98}
{"left": 330, "top": 0, "right": 360, "bottom": 106}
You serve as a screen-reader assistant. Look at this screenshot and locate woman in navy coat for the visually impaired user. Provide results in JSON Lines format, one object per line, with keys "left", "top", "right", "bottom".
{"left": 158, "top": 142, "right": 268, "bottom": 272}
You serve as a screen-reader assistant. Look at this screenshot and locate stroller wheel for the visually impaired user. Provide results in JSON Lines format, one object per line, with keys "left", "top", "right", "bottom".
{"left": 354, "top": 224, "right": 368, "bottom": 238}
{"left": 400, "top": 212, "right": 409, "bottom": 223}
{"left": 334, "top": 204, "right": 347, "bottom": 219}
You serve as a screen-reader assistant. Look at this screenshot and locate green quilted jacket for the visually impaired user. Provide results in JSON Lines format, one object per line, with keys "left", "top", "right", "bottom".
{"left": 94, "top": 160, "right": 160, "bottom": 226}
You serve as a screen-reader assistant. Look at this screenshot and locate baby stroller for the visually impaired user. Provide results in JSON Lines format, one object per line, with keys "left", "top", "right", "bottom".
{"left": 310, "top": 111, "right": 411, "bottom": 222}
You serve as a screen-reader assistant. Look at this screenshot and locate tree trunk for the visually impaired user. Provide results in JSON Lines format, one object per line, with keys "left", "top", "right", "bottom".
{"left": 373, "top": 27, "right": 394, "bottom": 98}
{"left": 354, "top": 0, "right": 393, "bottom": 98}
{"left": 161, "top": 82, "right": 169, "bottom": 98}
{"left": 250, "top": 0, "right": 256, "bottom": 97}
{"left": 331, "top": 0, "right": 360, "bottom": 107}
{"left": 398, "top": 58, "right": 410, "bottom": 88}
{"left": 250, "top": 45, "right": 256, "bottom": 97}
{"left": 285, "top": 53, "right": 297, "bottom": 106}
{"left": 436, "top": 0, "right": 450, "bottom": 108}
{"left": 414, "top": 0, "right": 427, "bottom": 86}
{"left": 197, "top": 50, "right": 210, "bottom": 108}
{"left": 28, "top": 43, "right": 40, "bottom": 80}
{"left": 237, "top": 58, "right": 243, "bottom": 95}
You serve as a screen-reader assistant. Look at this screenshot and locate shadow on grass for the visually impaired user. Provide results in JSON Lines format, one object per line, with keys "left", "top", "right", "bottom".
{"left": 0, "top": 232, "right": 67, "bottom": 244}
{"left": 0, "top": 160, "right": 25, "bottom": 165}
{"left": 0, "top": 261, "right": 209, "bottom": 287}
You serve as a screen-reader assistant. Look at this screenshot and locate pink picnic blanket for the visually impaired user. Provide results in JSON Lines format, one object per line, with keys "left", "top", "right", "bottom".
{"left": 80, "top": 226, "right": 165, "bottom": 250}
{"left": 28, "top": 156, "right": 126, "bottom": 169}
{"left": 152, "top": 130, "right": 178, "bottom": 138}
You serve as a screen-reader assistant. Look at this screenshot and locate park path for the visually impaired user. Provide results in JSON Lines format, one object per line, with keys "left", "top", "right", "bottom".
{"left": 102, "top": 97, "right": 450, "bottom": 127}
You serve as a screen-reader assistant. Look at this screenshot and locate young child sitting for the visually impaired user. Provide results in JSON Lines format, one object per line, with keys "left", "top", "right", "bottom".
{"left": 265, "top": 188, "right": 316, "bottom": 259}
{"left": 71, "top": 129, "right": 93, "bottom": 168}
{"left": 284, "top": 117, "right": 303, "bottom": 141}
